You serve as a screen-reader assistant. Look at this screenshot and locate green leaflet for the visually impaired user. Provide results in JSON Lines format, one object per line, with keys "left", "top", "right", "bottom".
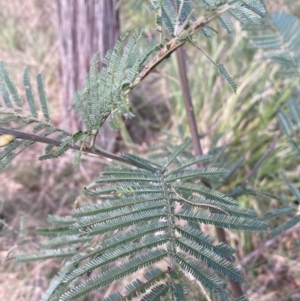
{"left": 176, "top": 210, "right": 268, "bottom": 232}
{"left": 33, "top": 138, "right": 267, "bottom": 299}
{"left": 246, "top": 11, "right": 300, "bottom": 78}
{"left": 0, "top": 62, "right": 22, "bottom": 107}
{"left": 23, "top": 67, "right": 38, "bottom": 118}
{"left": 37, "top": 74, "right": 50, "bottom": 122}
{"left": 0, "top": 63, "right": 72, "bottom": 170}
{"left": 217, "top": 63, "right": 237, "bottom": 94}
{"left": 60, "top": 249, "right": 168, "bottom": 300}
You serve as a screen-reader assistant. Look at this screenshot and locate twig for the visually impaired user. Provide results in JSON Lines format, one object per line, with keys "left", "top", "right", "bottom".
{"left": 0, "top": 127, "right": 130, "bottom": 166}
{"left": 175, "top": 46, "right": 203, "bottom": 157}
{"left": 241, "top": 131, "right": 282, "bottom": 187}
{"left": 189, "top": 40, "right": 216, "bottom": 65}
{"left": 129, "top": 3, "right": 233, "bottom": 91}
{"left": 239, "top": 223, "right": 300, "bottom": 267}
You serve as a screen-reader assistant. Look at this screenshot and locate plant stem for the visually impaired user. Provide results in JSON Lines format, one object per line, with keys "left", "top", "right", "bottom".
{"left": 175, "top": 47, "right": 203, "bottom": 157}
{"left": 175, "top": 46, "right": 244, "bottom": 298}
{"left": 0, "top": 127, "right": 131, "bottom": 166}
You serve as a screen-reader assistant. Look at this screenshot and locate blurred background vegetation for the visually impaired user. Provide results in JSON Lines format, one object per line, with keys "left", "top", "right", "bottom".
{"left": 0, "top": 0, "right": 300, "bottom": 300}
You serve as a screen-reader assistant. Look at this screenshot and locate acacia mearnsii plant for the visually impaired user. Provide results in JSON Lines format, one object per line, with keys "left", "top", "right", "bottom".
{"left": 0, "top": 1, "right": 270, "bottom": 300}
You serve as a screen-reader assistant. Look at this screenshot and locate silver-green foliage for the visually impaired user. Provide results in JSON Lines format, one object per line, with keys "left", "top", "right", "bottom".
{"left": 247, "top": 11, "right": 300, "bottom": 77}
{"left": 267, "top": 98, "right": 300, "bottom": 247}
{"left": 19, "top": 140, "right": 267, "bottom": 300}
{"left": 0, "top": 63, "right": 71, "bottom": 169}
{"left": 149, "top": 0, "right": 265, "bottom": 37}
{"left": 1, "top": 1, "right": 271, "bottom": 300}
{"left": 262, "top": 172, "right": 300, "bottom": 251}
{"left": 246, "top": 10, "right": 300, "bottom": 245}
{"left": 75, "top": 28, "right": 157, "bottom": 133}
{"left": 149, "top": 0, "right": 265, "bottom": 93}
{"left": 0, "top": 1, "right": 266, "bottom": 167}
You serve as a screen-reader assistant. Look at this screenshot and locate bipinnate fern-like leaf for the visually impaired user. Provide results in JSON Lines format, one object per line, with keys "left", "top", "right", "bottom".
{"left": 149, "top": 0, "right": 265, "bottom": 37}
{"left": 262, "top": 98, "right": 300, "bottom": 247}
{"left": 272, "top": 214, "right": 300, "bottom": 237}
{"left": 0, "top": 2, "right": 267, "bottom": 170}
{"left": 148, "top": 0, "right": 265, "bottom": 93}
{"left": 246, "top": 12, "right": 300, "bottom": 245}
{"left": 247, "top": 11, "right": 300, "bottom": 77}
{"left": 266, "top": 174, "right": 300, "bottom": 243}
{"left": 264, "top": 206, "right": 296, "bottom": 221}
{"left": 75, "top": 28, "right": 156, "bottom": 135}
{"left": 1, "top": 28, "right": 158, "bottom": 168}
{"left": 22, "top": 139, "right": 268, "bottom": 300}
{"left": 0, "top": 63, "right": 72, "bottom": 169}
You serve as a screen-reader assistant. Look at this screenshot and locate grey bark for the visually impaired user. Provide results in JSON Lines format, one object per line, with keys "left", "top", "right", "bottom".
{"left": 55, "top": 0, "right": 119, "bottom": 151}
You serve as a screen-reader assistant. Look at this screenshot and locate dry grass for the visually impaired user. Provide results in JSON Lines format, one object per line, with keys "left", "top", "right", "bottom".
{"left": 242, "top": 229, "right": 300, "bottom": 301}
{"left": 0, "top": 0, "right": 300, "bottom": 300}
{"left": 0, "top": 1, "right": 75, "bottom": 300}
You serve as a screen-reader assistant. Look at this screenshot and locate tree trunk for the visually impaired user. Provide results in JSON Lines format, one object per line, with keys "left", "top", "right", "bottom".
{"left": 55, "top": 0, "right": 119, "bottom": 151}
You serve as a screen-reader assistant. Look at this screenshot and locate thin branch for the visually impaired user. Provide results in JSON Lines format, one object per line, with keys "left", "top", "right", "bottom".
{"left": 129, "top": 3, "right": 233, "bottom": 92}
{"left": 239, "top": 223, "right": 300, "bottom": 267}
{"left": 0, "top": 127, "right": 130, "bottom": 166}
{"left": 189, "top": 40, "right": 216, "bottom": 66}
{"left": 241, "top": 131, "right": 282, "bottom": 187}
{"left": 175, "top": 46, "right": 203, "bottom": 158}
